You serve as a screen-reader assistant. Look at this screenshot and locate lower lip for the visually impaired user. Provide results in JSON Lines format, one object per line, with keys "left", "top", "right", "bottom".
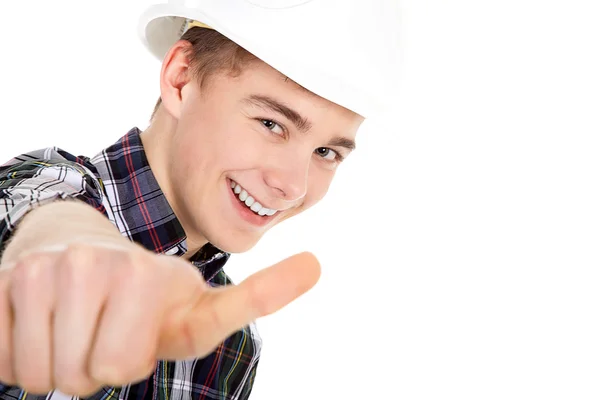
{"left": 227, "top": 179, "right": 278, "bottom": 227}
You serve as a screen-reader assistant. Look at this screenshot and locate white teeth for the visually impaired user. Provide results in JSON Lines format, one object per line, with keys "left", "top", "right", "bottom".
{"left": 251, "top": 201, "right": 262, "bottom": 212}
{"left": 231, "top": 180, "right": 278, "bottom": 217}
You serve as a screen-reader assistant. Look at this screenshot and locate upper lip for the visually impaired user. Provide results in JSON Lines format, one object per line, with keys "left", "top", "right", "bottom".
{"left": 230, "top": 179, "right": 280, "bottom": 211}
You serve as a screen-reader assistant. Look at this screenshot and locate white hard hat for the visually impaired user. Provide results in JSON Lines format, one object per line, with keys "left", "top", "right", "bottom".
{"left": 138, "top": 0, "right": 400, "bottom": 119}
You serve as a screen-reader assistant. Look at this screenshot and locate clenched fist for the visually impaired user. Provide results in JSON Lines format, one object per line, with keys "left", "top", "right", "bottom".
{"left": 0, "top": 242, "right": 320, "bottom": 396}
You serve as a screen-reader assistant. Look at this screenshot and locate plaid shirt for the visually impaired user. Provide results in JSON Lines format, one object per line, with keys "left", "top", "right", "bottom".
{"left": 0, "top": 128, "right": 261, "bottom": 400}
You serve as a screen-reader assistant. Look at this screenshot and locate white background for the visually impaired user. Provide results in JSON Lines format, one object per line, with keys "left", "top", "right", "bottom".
{"left": 1, "top": 0, "right": 600, "bottom": 399}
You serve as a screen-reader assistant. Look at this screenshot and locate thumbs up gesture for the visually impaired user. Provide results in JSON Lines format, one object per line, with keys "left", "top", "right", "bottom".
{"left": 0, "top": 242, "right": 320, "bottom": 395}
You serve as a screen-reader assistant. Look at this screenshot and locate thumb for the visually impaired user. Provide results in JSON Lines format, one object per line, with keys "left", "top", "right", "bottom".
{"left": 157, "top": 251, "right": 321, "bottom": 360}
{"left": 231, "top": 251, "right": 322, "bottom": 318}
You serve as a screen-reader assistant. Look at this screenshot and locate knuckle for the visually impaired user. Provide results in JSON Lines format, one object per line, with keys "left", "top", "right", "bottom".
{"left": 62, "top": 242, "right": 94, "bottom": 267}
{"left": 17, "top": 251, "right": 50, "bottom": 267}
{"left": 59, "top": 243, "right": 124, "bottom": 285}
{"left": 59, "top": 249, "right": 96, "bottom": 286}
{"left": 206, "top": 301, "right": 226, "bottom": 332}
{"left": 191, "top": 300, "right": 227, "bottom": 355}
{"left": 10, "top": 256, "right": 50, "bottom": 292}
{"left": 117, "top": 251, "right": 151, "bottom": 281}
{"left": 179, "top": 317, "right": 208, "bottom": 356}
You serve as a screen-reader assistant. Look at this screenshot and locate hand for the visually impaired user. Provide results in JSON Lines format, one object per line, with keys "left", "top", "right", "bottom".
{"left": 0, "top": 242, "right": 320, "bottom": 395}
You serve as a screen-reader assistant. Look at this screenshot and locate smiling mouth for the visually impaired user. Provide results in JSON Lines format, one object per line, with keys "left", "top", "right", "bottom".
{"left": 229, "top": 179, "right": 279, "bottom": 217}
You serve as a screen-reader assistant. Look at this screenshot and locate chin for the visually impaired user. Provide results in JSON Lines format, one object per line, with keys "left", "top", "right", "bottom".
{"left": 207, "top": 233, "right": 260, "bottom": 254}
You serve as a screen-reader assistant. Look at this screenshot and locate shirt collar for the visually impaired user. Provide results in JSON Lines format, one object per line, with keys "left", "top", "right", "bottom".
{"left": 92, "top": 127, "right": 229, "bottom": 281}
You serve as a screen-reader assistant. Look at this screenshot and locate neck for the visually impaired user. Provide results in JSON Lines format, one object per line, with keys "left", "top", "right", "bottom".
{"left": 140, "top": 107, "right": 209, "bottom": 259}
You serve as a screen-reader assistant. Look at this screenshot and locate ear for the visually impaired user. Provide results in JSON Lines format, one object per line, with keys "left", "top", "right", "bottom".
{"left": 159, "top": 40, "right": 194, "bottom": 120}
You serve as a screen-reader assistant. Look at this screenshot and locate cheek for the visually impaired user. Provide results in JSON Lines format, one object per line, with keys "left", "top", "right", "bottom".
{"left": 168, "top": 127, "right": 217, "bottom": 196}
{"left": 172, "top": 135, "right": 206, "bottom": 176}
{"left": 304, "top": 168, "right": 336, "bottom": 208}
{"left": 171, "top": 122, "right": 265, "bottom": 183}
{"left": 221, "top": 124, "right": 272, "bottom": 166}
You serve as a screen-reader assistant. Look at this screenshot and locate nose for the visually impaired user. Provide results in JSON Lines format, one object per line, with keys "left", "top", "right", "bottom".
{"left": 263, "top": 152, "right": 309, "bottom": 201}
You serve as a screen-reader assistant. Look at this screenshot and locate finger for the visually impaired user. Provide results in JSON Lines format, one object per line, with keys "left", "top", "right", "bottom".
{"left": 0, "top": 269, "right": 16, "bottom": 385}
{"left": 52, "top": 246, "right": 110, "bottom": 396}
{"left": 10, "top": 256, "right": 55, "bottom": 394}
{"left": 88, "top": 259, "right": 163, "bottom": 385}
{"left": 157, "top": 252, "right": 321, "bottom": 360}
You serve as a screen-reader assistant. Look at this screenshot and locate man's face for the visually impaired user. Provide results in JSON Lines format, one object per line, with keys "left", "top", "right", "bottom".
{"left": 163, "top": 56, "right": 363, "bottom": 253}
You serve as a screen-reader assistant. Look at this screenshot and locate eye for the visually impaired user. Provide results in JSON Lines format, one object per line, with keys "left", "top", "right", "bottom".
{"left": 261, "top": 119, "right": 284, "bottom": 136}
{"left": 315, "top": 147, "right": 340, "bottom": 161}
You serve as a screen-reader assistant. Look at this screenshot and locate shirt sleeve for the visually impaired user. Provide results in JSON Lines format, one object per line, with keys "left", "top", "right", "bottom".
{"left": 239, "top": 359, "right": 260, "bottom": 400}
{"left": 0, "top": 157, "right": 105, "bottom": 258}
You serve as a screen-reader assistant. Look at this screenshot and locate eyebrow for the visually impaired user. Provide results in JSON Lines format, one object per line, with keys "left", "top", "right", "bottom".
{"left": 243, "top": 94, "right": 312, "bottom": 133}
{"left": 328, "top": 136, "right": 356, "bottom": 152}
{"left": 243, "top": 94, "right": 357, "bottom": 152}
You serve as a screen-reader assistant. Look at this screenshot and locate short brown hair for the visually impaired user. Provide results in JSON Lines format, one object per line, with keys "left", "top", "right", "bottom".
{"left": 151, "top": 26, "right": 257, "bottom": 120}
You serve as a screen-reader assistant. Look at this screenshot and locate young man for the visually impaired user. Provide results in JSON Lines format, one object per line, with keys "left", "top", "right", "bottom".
{"left": 0, "top": 1, "right": 396, "bottom": 399}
